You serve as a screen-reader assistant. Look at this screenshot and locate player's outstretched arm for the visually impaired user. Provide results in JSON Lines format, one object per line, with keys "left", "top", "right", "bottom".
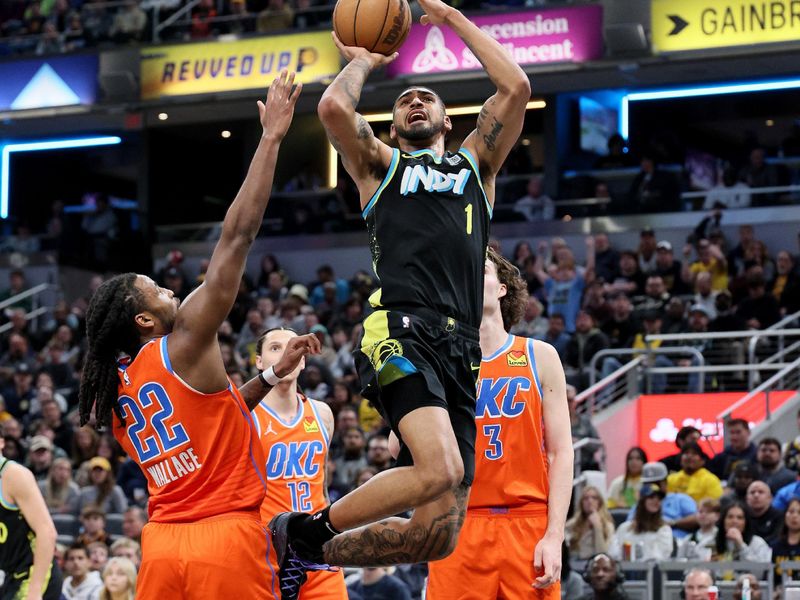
{"left": 7, "top": 463, "right": 57, "bottom": 600}
{"left": 419, "top": 0, "right": 530, "bottom": 185}
{"left": 239, "top": 334, "right": 321, "bottom": 411}
{"left": 533, "top": 341, "right": 573, "bottom": 589}
{"left": 318, "top": 34, "right": 395, "bottom": 203}
{"left": 169, "top": 72, "right": 301, "bottom": 389}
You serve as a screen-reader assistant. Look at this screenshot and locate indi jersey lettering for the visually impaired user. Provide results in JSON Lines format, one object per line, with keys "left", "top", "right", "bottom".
{"left": 112, "top": 336, "right": 266, "bottom": 523}
{"left": 470, "top": 335, "right": 550, "bottom": 509}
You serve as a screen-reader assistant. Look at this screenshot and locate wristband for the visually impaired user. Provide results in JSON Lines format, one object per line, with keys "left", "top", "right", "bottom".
{"left": 259, "top": 366, "right": 283, "bottom": 387}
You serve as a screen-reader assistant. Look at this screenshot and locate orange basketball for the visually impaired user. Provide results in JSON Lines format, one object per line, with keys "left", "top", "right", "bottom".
{"left": 333, "top": 0, "right": 412, "bottom": 56}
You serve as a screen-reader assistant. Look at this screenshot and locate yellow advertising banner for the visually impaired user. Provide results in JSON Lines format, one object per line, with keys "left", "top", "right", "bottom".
{"left": 652, "top": 0, "right": 800, "bottom": 52}
{"left": 141, "top": 31, "right": 339, "bottom": 100}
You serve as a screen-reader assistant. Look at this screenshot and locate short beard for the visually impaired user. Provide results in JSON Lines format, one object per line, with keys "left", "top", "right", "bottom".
{"left": 394, "top": 120, "right": 443, "bottom": 142}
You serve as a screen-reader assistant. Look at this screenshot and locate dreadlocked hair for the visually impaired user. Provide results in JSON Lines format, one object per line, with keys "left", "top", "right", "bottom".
{"left": 487, "top": 247, "right": 528, "bottom": 331}
{"left": 79, "top": 273, "right": 145, "bottom": 429}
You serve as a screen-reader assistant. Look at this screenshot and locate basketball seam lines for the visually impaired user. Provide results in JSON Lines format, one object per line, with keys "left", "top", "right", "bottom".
{"left": 371, "top": 0, "right": 392, "bottom": 53}
{"left": 353, "top": 0, "right": 361, "bottom": 49}
{"left": 386, "top": 0, "right": 409, "bottom": 55}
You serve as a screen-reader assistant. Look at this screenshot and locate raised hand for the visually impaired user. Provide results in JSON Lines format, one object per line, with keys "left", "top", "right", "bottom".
{"left": 257, "top": 70, "right": 302, "bottom": 141}
{"left": 331, "top": 32, "right": 398, "bottom": 68}
{"left": 418, "top": 0, "right": 454, "bottom": 26}
{"left": 274, "top": 333, "right": 321, "bottom": 378}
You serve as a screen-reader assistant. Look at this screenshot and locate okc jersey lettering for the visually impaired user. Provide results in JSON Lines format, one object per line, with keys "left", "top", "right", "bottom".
{"left": 265, "top": 440, "right": 325, "bottom": 479}
{"left": 399, "top": 164, "right": 471, "bottom": 196}
{"left": 476, "top": 376, "right": 531, "bottom": 418}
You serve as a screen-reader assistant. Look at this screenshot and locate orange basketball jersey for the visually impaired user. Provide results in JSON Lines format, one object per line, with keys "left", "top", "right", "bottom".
{"left": 470, "top": 334, "right": 549, "bottom": 509}
{"left": 252, "top": 394, "right": 329, "bottom": 522}
{"left": 112, "top": 336, "right": 267, "bottom": 523}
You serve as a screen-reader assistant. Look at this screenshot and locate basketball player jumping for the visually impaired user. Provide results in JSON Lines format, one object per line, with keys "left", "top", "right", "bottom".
{"left": 78, "top": 71, "right": 322, "bottom": 600}
{"left": 253, "top": 328, "right": 347, "bottom": 600}
{"left": 270, "top": 0, "right": 532, "bottom": 595}
{"left": 425, "top": 248, "right": 573, "bottom": 599}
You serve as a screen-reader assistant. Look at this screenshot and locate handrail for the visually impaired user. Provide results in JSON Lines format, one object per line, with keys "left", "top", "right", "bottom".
{"left": 587, "top": 346, "right": 705, "bottom": 387}
{"left": 717, "top": 356, "right": 800, "bottom": 424}
{"left": 681, "top": 183, "right": 800, "bottom": 199}
{"left": 0, "top": 307, "right": 47, "bottom": 335}
{"left": 747, "top": 309, "right": 800, "bottom": 387}
{"left": 0, "top": 283, "right": 52, "bottom": 313}
{"left": 578, "top": 354, "right": 644, "bottom": 411}
{"left": 647, "top": 329, "right": 800, "bottom": 343}
{"left": 154, "top": 0, "right": 201, "bottom": 41}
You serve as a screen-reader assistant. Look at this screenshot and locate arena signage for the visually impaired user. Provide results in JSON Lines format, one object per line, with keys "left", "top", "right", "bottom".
{"left": 0, "top": 54, "right": 98, "bottom": 111}
{"left": 140, "top": 31, "right": 339, "bottom": 100}
{"left": 637, "top": 391, "right": 794, "bottom": 460}
{"left": 652, "top": 0, "right": 800, "bottom": 53}
{"left": 385, "top": 4, "right": 603, "bottom": 78}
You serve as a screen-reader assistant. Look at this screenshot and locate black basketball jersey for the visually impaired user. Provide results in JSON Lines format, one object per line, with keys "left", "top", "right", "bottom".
{"left": 0, "top": 459, "right": 36, "bottom": 578}
{"left": 362, "top": 147, "right": 491, "bottom": 328}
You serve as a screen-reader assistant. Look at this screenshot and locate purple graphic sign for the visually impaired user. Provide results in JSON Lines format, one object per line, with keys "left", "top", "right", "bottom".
{"left": 387, "top": 5, "right": 603, "bottom": 78}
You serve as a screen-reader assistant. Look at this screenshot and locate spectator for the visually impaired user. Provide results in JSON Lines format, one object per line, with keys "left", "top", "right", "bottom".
{"left": 709, "top": 418, "right": 757, "bottom": 480}
{"left": 510, "top": 296, "right": 548, "bottom": 339}
{"left": 666, "top": 443, "right": 723, "bottom": 503}
{"left": 329, "top": 404, "right": 358, "bottom": 460}
{"left": 81, "top": 195, "right": 117, "bottom": 272}
{"left": 582, "top": 279, "right": 612, "bottom": 327}
{"left": 190, "top": 0, "right": 217, "bottom": 37}
{"left": 569, "top": 385, "right": 600, "bottom": 472}
{"left": 579, "top": 553, "right": 629, "bottom": 600}
{"left": 691, "top": 271, "right": 718, "bottom": 321}
{"left": 638, "top": 227, "right": 658, "bottom": 275}
{"left": 511, "top": 241, "right": 533, "bottom": 271}
{"left": 712, "top": 500, "right": 771, "bottom": 562}
{"left": 513, "top": 176, "right": 554, "bottom": 221}
{"left": 628, "top": 462, "right": 698, "bottom": 538}
{"left": 746, "top": 480, "right": 782, "bottom": 545}
{"left": 256, "top": 0, "right": 294, "bottom": 32}
{"left": 565, "top": 486, "right": 615, "bottom": 559}
{"left": 347, "top": 567, "right": 411, "bottom": 600}
{"left": 740, "top": 147, "right": 779, "bottom": 198}
{"left": 607, "top": 250, "right": 645, "bottom": 297}
{"left": 678, "top": 498, "right": 720, "bottom": 559}
{"left": 662, "top": 296, "right": 688, "bottom": 334}
{"left": 704, "top": 166, "right": 752, "bottom": 209}
{"left": 756, "top": 437, "right": 796, "bottom": 494}
{"left": 332, "top": 427, "right": 367, "bottom": 493}
{"left": 110, "top": 538, "right": 141, "bottom": 571}
{"left": 601, "top": 293, "right": 639, "bottom": 350}
{"left": 97, "top": 556, "right": 137, "bottom": 599}
{"left": 72, "top": 427, "right": 99, "bottom": 470}
{"left": 36, "top": 20, "right": 64, "bottom": 54}
{"left": 108, "top": 2, "right": 146, "bottom": 42}
{"left": 736, "top": 273, "right": 781, "bottom": 329}
{"left": 728, "top": 225, "right": 756, "bottom": 278}
{"left": 26, "top": 434, "right": 54, "bottom": 481}
{"left": 560, "top": 542, "right": 583, "bottom": 599}
{"left": 121, "top": 506, "right": 145, "bottom": 543}
{"left": 87, "top": 540, "right": 109, "bottom": 572}
{"left": 606, "top": 447, "right": 647, "bottom": 509}
{"left": 2, "top": 361, "right": 36, "bottom": 418}
{"left": 75, "top": 457, "right": 128, "bottom": 515}
{"left": 76, "top": 506, "right": 110, "bottom": 546}
{"left": 733, "top": 573, "right": 762, "bottom": 600}
{"left": 771, "top": 250, "right": 800, "bottom": 315}
{"left": 627, "top": 154, "right": 680, "bottom": 213}
{"left": 540, "top": 313, "right": 570, "bottom": 360}
{"left": 682, "top": 568, "right": 715, "bottom": 600}
{"left": 564, "top": 311, "right": 609, "bottom": 390}
{"left": 682, "top": 239, "right": 729, "bottom": 292}
{"left": 710, "top": 290, "right": 746, "bottom": 332}
{"left": 62, "top": 543, "right": 103, "bottom": 600}
{"left": 39, "top": 456, "right": 79, "bottom": 514}
{"left": 722, "top": 462, "right": 759, "bottom": 508}
{"left": 660, "top": 426, "right": 701, "bottom": 473}
{"left": 773, "top": 477, "right": 800, "bottom": 511}
{"left": 610, "top": 485, "right": 673, "bottom": 561}
{"left": 63, "top": 11, "right": 85, "bottom": 51}
{"left": 365, "top": 434, "right": 392, "bottom": 472}
{"left": 772, "top": 497, "right": 800, "bottom": 586}
{"left": 595, "top": 133, "right": 634, "bottom": 169}
{"left": 534, "top": 239, "right": 594, "bottom": 333}
{"left": 632, "top": 275, "right": 670, "bottom": 318}
{"left": 309, "top": 265, "right": 350, "bottom": 308}
{"left": 40, "top": 398, "right": 73, "bottom": 454}
{"left": 593, "top": 233, "right": 619, "bottom": 283}
{"left": 0, "top": 269, "right": 31, "bottom": 313}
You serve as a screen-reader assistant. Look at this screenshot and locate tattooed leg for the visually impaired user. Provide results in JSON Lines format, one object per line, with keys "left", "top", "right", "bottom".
{"left": 322, "top": 483, "right": 470, "bottom": 567}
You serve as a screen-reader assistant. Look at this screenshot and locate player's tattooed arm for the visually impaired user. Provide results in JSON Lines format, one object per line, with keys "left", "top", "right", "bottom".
{"left": 239, "top": 375, "right": 273, "bottom": 412}
{"left": 321, "top": 484, "right": 469, "bottom": 566}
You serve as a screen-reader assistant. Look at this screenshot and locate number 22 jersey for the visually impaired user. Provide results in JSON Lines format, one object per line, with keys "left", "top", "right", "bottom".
{"left": 112, "top": 336, "right": 267, "bottom": 522}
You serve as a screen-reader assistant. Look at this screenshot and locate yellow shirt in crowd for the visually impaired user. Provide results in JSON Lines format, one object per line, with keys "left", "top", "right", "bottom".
{"left": 666, "top": 467, "right": 723, "bottom": 503}
{"left": 689, "top": 258, "right": 728, "bottom": 292}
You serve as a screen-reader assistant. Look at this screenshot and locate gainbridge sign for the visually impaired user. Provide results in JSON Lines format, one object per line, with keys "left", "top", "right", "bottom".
{"left": 652, "top": 0, "right": 800, "bottom": 53}
{"left": 140, "top": 31, "right": 339, "bottom": 100}
{"left": 638, "top": 391, "right": 795, "bottom": 460}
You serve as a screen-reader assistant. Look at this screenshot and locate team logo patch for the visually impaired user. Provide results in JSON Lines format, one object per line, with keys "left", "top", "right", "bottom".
{"left": 506, "top": 350, "right": 528, "bottom": 367}
{"left": 303, "top": 418, "right": 319, "bottom": 434}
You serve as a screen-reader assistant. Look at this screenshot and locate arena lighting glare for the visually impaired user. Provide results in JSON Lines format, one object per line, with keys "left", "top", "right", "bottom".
{"left": 0, "top": 136, "right": 121, "bottom": 219}
{"left": 620, "top": 78, "right": 800, "bottom": 139}
{"left": 327, "top": 100, "right": 546, "bottom": 187}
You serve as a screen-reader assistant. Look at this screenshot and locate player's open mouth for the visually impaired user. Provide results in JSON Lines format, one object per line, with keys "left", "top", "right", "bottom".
{"left": 408, "top": 110, "right": 427, "bottom": 124}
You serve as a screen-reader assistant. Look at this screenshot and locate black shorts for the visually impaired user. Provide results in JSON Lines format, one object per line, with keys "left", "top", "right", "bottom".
{"left": 354, "top": 307, "right": 481, "bottom": 486}
{"left": 0, "top": 560, "right": 62, "bottom": 600}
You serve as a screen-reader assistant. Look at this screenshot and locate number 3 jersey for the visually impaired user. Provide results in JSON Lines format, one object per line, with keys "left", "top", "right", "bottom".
{"left": 112, "top": 336, "right": 266, "bottom": 523}
{"left": 251, "top": 394, "right": 329, "bottom": 522}
{"left": 363, "top": 147, "right": 491, "bottom": 328}
{"left": 470, "top": 334, "right": 550, "bottom": 510}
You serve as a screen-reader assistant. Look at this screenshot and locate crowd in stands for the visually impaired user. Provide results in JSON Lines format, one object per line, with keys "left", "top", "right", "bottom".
{"left": 0, "top": 208, "right": 798, "bottom": 597}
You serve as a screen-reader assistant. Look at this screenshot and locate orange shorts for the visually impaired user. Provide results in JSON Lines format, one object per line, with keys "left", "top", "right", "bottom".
{"left": 138, "top": 512, "right": 277, "bottom": 600}
{"left": 427, "top": 508, "right": 560, "bottom": 600}
{"left": 265, "top": 540, "right": 347, "bottom": 600}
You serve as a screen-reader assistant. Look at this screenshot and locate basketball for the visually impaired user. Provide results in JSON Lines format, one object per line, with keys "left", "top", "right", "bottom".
{"left": 333, "top": 0, "right": 412, "bottom": 56}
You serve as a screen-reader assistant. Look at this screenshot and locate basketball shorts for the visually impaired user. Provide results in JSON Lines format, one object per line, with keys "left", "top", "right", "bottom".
{"left": 137, "top": 511, "right": 275, "bottom": 600}
{"left": 426, "top": 507, "right": 560, "bottom": 600}
{"left": 0, "top": 559, "right": 61, "bottom": 600}
{"left": 355, "top": 307, "right": 481, "bottom": 486}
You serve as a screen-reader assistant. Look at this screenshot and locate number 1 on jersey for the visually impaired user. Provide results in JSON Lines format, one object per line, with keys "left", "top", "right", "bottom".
{"left": 465, "top": 202, "right": 473, "bottom": 235}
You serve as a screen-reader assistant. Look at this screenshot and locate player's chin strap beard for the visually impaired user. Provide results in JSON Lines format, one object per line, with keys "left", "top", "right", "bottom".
{"left": 320, "top": 483, "right": 470, "bottom": 567}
